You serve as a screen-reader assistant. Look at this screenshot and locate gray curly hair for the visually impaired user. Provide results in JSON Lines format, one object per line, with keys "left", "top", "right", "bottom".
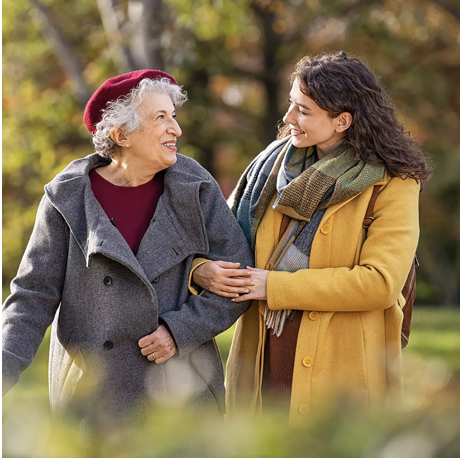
{"left": 93, "top": 77, "right": 188, "bottom": 158}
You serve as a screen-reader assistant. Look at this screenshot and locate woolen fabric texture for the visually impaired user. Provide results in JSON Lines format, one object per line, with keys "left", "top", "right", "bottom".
{"left": 263, "top": 311, "right": 302, "bottom": 409}
{"left": 83, "top": 69, "right": 176, "bottom": 134}
{"left": 230, "top": 137, "right": 385, "bottom": 335}
{"left": 2, "top": 153, "right": 254, "bottom": 423}
{"left": 225, "top": 138, "right": 420, "bottom": 422}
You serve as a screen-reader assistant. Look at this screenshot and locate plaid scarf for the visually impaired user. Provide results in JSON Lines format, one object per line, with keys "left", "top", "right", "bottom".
{"left": 230, "top": 137, "right": 385, "bottom": 336}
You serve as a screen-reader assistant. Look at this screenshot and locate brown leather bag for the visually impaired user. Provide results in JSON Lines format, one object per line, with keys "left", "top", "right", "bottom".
{"left": 363, "top": 185, "right": 418, "bottom": 349}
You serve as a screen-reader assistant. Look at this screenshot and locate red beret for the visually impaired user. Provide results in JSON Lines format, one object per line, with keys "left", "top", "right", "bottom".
{"left": 83, "top": 69, "right": 177, "bottom": 134}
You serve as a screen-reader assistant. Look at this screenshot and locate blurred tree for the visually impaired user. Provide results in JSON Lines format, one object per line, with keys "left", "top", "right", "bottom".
{"left": 2, "top": 0, "right": 460, "bottom": 305}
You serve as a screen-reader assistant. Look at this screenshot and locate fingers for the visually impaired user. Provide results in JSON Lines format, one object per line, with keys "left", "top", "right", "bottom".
{"left": 215, "top": 261, "right": 241, "bottom": 268}
{"left": 146, "top": 345, "right": 176, "bottom": 364}
{"left": 140, "top": 339, "right": 173, "bottom": 357}
{"left": 138, "top": 333, "right": 155, "bottom": 349}
{"left": 208, "top": 288, "right": 247, "bottom": 298}
{"left": 141, "top": 339, "right": 176, "bottom": 363}
{"left": 231, "top": 292, "right": 256, "bottom": 303}
{"left": 226, "top": 277, "right": 255, "bottom": 286}
{"left": 217, "top": 268, "right": 252, "bottom": 278}
{"left": 139, "top": 325, "right": 178, "bottom": 364}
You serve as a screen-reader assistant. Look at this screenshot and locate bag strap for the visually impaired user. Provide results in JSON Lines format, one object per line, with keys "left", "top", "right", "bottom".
{"left": 363, "top": 185, "right": 382, "bottom": 231}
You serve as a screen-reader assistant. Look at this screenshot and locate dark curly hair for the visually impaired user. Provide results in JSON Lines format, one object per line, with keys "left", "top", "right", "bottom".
{"left": 278, "top": 52, "right": 432, "bottom": 188}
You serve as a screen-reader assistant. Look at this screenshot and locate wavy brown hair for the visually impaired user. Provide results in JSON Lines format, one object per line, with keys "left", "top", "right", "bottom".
{"left": 278, "top": 52, "right": 432, "bottom": 188}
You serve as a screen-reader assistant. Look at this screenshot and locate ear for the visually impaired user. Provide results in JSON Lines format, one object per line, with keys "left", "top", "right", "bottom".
{"left": 334, "top": 112, "right": 352, "bottom": 133}
{"left": 109, "top": 127, "right": 130, "bottom": 147}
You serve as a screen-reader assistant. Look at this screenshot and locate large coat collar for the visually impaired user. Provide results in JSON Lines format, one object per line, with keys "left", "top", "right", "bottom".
{"left": 45, "top": 153, "right": 209, "bottom": 282}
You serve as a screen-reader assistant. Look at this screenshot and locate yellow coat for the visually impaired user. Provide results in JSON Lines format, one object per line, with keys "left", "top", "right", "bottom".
{"left": 225, "top": 173, "right": 420, "bottom": 422}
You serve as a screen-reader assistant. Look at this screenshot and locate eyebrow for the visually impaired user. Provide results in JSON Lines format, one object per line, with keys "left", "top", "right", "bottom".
{"left": 152, "top": 109, "right": 176, "bottom": 115}
{"left": 289, "top": 95, "right": 312, "bottom": 111}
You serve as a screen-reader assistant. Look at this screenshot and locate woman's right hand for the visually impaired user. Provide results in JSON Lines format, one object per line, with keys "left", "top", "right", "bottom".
{"left": 193, "top": 261, "right": 254, "bottom": 298}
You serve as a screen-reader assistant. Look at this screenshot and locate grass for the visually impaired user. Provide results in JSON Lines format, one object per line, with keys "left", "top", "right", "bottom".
{"left": 403, "top": 307, "right": 460, "bottom": 375}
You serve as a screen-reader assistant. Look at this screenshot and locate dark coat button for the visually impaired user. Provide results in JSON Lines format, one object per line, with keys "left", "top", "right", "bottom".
{"left": 103, "top": 341, "right": 113, "bottom": 350}
{"left": 103, "top": 276, "right": 112, "bottom": 286}
{"left": 152, "top": 276, "right": 160, "bottom": 283}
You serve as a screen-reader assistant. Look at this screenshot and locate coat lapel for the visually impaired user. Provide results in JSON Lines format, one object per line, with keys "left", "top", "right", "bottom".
{"left": 45, "top": 153, "right": 208, "bottom": 285}
{"left": 45, "top": 154, "right": 151, "bottom": 286}
{"left": 135, "top": 159, "right": 208, "bottom": 281}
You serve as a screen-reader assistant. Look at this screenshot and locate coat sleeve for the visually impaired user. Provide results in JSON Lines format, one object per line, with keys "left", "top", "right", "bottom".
{"left": 2, "top": 195, "right": 69, "bottom": 393}
{"left": 159, "top": 179, "right": 254, "bottom": 358}
{"left": 266, "top": 177, "right": 420, "bottom": 312}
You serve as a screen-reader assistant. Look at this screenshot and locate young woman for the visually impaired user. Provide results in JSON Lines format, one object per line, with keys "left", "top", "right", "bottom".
{"left": 191, "top": 52, "right": 431, "bottom": 421}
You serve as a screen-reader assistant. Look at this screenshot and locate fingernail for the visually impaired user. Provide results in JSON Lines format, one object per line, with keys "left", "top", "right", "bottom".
{"left": 244, "top": 289, "right": 249, "bottom": 293}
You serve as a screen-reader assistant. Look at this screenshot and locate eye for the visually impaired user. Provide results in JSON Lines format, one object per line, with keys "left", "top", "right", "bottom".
{"left": 299, "top": 109, "right": 309, "bottom": 116}
{"left": 156, "top": 114, "right": 165, "bottom": 120}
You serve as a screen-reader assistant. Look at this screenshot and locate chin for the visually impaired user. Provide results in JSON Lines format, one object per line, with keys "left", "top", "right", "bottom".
{"left": 165, "top": 154, "right": 177, "bottom": 168}
{"left": 291, "top": 136, "right": 310, "bottom": 148}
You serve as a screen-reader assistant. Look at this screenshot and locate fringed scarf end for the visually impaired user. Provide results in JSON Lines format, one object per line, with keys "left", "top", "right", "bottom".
{"left": 264, "top": 304, "right": 293, "bottom": 337}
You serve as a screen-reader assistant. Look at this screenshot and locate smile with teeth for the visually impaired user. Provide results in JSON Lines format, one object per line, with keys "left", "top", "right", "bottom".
{"left": 291, "top": 128, "right": 305, "bottom": 135}
{"left": 163, "top": 141, "right": 177, "bottom": 150}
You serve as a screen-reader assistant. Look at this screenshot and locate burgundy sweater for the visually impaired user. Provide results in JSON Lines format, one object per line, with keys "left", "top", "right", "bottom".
{"left": 89, "top": 169, "right": 164, "bottom": 254}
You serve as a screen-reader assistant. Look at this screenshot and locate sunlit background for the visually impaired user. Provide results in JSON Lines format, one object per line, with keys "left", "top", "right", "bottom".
{"left": 3, "top": 0, "right": 460, "bottom": 456}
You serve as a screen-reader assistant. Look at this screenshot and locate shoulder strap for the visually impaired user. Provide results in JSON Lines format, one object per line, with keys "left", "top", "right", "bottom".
{"left": 363, "top": 185, "right": 382, "bottom": 232}
{"left": 363, "top": 184, "right": 419, "bottom": 349}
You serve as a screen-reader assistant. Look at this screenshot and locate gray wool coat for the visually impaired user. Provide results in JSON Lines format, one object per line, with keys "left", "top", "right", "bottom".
{"left": 2, "top": 153, "right": 253, "bottom": 420}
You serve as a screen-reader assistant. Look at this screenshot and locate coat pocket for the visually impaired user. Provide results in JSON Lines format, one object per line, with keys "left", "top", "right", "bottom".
{"left": 52, "top": 350, "right": 87, "bottom": 414}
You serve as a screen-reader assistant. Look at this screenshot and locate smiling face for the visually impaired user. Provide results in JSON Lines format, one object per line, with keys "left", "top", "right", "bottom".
{"left": 126, "top": 92, "right": 182, "bottom": 172}
{"left": 283, "top": 78, "right": 351, "bottom": 157}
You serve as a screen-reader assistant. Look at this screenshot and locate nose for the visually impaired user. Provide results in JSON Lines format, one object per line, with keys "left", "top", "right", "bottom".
{"left": 283, "top": 104, "right": 296, "bottom": 126}
{"left": 168, "top": 117, "right": 182, "bottom": 137}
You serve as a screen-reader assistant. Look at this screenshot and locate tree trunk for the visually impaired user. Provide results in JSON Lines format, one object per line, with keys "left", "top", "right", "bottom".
{"left": 96, "top": 0, "right": 138, "bottom": 72}
{"left": 251, "top": 1, "right": 283, "bottom": 145}
{"left": 31, "top": 0, "right": 92, "bottom": 106}
{"left": 141, "top": 0, "right": 165, "bottom": 70}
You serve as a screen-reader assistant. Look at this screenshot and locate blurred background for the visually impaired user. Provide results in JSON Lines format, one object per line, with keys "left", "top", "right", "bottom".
{"left": 2, "top": 0, "right": 460, "bottom": 456}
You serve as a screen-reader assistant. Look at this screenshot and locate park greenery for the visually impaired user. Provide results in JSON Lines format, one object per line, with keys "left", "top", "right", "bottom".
{"left": 2, "top": 0, "right": 460, "bottom": 305}
{"left": 2, "top": 0, "right": 460, "bottom": 456}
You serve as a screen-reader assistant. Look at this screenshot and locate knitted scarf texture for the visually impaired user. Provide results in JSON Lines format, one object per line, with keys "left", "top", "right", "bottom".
{"left": 231, "top": 136, "right": 385, "bottom": 336}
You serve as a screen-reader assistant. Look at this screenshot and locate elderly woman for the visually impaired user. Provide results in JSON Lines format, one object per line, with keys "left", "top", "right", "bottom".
{"left": 2, "top": 70, "right": 253, "bottom": 424}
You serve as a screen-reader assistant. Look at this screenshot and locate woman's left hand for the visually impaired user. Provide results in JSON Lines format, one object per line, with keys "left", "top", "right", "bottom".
{"left": 231, "top": 267, "right": 269, "bottom": 303}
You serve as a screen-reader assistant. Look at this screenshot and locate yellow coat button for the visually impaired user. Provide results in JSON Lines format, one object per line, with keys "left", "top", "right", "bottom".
{"left": 299, "top": 404, "right": 310, "bottom": 415}
{"left": 320, "top": 224, "right": 331, "bottom": 234}
{"left": 309, "top": 311, "right": 320, "bottom": 321}
{"left": 302, "top": 356, "right": 313, "bottom": 367}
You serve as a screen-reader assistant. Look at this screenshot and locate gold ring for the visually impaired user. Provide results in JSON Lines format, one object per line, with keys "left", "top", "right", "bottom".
{"left": 151, "top": 352, "right": 156, "bottom": 360}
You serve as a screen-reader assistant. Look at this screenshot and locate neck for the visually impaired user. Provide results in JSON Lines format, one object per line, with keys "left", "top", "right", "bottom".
{"left": 316, "top": 138, "right": 344, "bottom": 160}
{"left": 97, "top": 148, "right": 159, "bottom": 187}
